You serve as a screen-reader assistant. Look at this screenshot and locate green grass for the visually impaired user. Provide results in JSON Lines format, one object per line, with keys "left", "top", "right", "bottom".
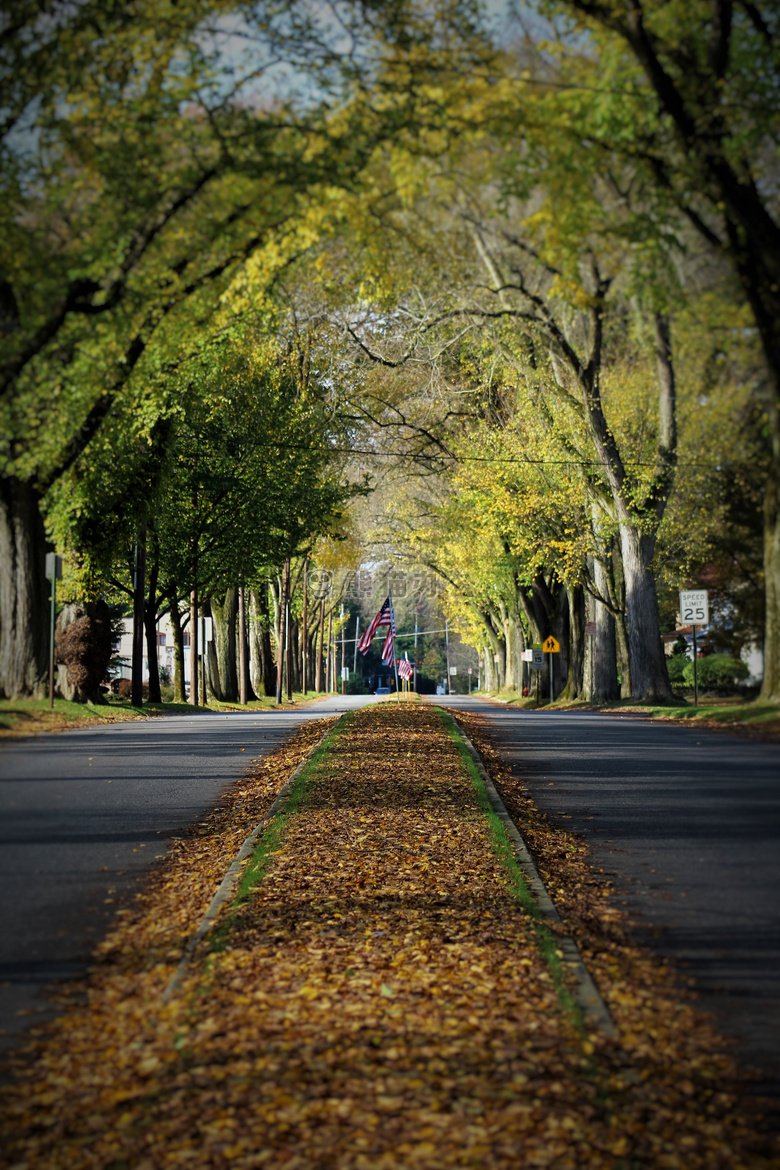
{"left": 647, "top": 700, "right": 780, "bottom": 726}
{"left": 209, "top": 712, "right": 350, "bottom": 953}
{"left": 480, "top": 689, "right": 779, "bottom": 728}
{"left": 0, "top": 697, "right": 145, "bottom": 734}
{"left": 436, "top": 706, "right": 583, "bottom": 1033}
{"left": 0, "top": 690, "right": 336, "bottom": 735}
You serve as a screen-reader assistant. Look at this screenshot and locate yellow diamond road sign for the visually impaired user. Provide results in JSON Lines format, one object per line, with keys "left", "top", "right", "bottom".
{"left": 542, "top": 636, "right": 560, "bottom": 653}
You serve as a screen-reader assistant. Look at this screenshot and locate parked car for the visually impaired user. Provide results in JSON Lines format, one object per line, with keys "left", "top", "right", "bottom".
{"left": 375, "top": 685, "right": 391, "bottom": 696}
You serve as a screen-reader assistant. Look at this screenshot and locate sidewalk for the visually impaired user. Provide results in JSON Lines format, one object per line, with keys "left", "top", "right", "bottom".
{"left": 1, "top": 704, "right": 775, "bottom": 1168}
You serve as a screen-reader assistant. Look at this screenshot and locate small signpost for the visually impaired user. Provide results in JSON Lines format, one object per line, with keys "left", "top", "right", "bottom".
{"left": 543, "top": 636, "right": 560, "bottom": 704}
{"left": 468, "top": 666, "right": 472, "bottom": 694}
{"left": 45, "top": 553, "right": 63, "bottom": 710}
{"left": 522, "top": 647, "right": 545, "bottom": 706}
{"left": 679, "top": 589, "right": 709, "bottom": 708}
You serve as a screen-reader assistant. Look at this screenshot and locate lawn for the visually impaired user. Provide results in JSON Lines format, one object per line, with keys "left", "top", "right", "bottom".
{"left": 0, "top": 691, "right": 334, "bottom": 738}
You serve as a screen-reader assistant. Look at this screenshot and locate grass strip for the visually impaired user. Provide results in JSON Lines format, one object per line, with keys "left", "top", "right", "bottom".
{"left": 210, "top": 713, "right": 352, "bottom": 950}
{"left": 438, "top": 707, "right": 582, "bottom": 1031}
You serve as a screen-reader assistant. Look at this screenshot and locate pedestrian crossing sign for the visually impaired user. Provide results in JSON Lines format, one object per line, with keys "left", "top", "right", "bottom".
{"left": 542, "top": 636, "right": 560, "bottom": 653}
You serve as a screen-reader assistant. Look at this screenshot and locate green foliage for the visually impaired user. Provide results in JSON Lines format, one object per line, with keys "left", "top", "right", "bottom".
{"left": 47, "top": 334, "right": 363, "bottom": 600}
{"left": 666, "top": 655, "right": 688, "bottom": 684}
{"left": 683, "top": 654, "right": 749, "bottom": 689}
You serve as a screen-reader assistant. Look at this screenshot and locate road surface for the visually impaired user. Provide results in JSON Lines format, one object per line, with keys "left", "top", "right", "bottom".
{"left": 0, "top": 696, "right": 374, "bottom": 1054}
{"left": 439, "top": 696, "right": 780, "bottom": 1098}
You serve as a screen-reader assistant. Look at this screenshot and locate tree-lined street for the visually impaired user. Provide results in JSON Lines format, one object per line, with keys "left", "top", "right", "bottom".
{"left": 2, "top": 1, "right": 780, "bottom": 1162}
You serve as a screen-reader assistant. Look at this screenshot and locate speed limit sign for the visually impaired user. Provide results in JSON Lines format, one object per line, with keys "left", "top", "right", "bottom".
{"left": 679, "top": 589, "right": 709, "bottom": 626}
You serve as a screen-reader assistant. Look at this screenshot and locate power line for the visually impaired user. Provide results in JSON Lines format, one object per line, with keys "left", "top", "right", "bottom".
{"left": 340, "top": 627, "right": 448, "bottom": 645}
{"left": 267, "top": 441, "right": 730, "bottom": 468}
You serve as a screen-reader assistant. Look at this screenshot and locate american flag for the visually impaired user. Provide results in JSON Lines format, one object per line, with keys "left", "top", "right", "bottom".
{"left": 398, "top": 653, "right": 413, "bottom": 681}
{"left": 357, "top": 595, "right": 395, "bottom": 665}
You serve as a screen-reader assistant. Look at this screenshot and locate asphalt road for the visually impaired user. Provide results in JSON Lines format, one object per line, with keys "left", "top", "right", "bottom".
{"left": 438, "top": 696, "right": 780, "bottom": 1097}
{"left": 0, "top": 696, "right": 374, "bottom": 1054}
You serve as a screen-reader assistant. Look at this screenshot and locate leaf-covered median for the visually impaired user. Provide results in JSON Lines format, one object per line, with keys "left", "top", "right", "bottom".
{"left": 1, "top": 705, "right": 775, "bottom": 1168}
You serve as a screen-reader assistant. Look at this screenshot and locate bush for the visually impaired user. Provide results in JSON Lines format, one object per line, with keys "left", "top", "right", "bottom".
{"left": 683, "top": 654, "right": 749, "bottom": 689}
{"left": 115, "top": 679, "right": 151, "bottom": 702}
{"left": 666, "top": 656, "right": 688, "bottom": 684}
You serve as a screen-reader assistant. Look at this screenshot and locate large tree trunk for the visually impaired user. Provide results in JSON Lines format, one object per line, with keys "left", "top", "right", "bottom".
{"left": 560, "top": 583, "right": 585, "bottom": 700}
{"left": 551, "top": 586, "right": 570, "bottom": 699}
{"left": 249, "top": 585, "right": 275, "bottom": 697}
{"left": 481, "top": 612, "right": 504, "bottom": 690}
{"left": 763, "top": 437, "right": 780, "bottom": 701}
{"left": 208, "top": 586, "right": 239, "bottom": 702}
{"left": 500, "top": 603, "right": 525, "bottom": 692}
{"left": 481, "top": 644, "right": 496, "bottom": 692}
{"left": 585, "top": 555, "right": 620, "bottom": 703}
{"left": 168, "top": 593, "right": 186, "bottom": 703}
{"left": 619, "top": 525, "right": 672, "bottom": 702}
{"left": 0, "top": 478, "right": 49, "bottom": 698}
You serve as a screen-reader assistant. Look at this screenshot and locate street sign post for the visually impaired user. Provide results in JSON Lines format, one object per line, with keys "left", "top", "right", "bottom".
{"left": 679, "top": 590, "right": 709, "bottom": 625}
{"left": 679, "top": 589, "right": 709, "bottom": 708}
{"left": 542, "top": 636, "right": 560, "bottom": 704}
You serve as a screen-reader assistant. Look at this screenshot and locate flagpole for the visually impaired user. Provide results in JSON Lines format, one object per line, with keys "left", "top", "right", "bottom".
{"left": 390, "top": 589, "right": 400, "bottom": 702}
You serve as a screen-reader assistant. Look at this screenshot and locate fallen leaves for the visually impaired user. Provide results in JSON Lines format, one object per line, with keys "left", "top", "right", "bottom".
{"left": 0, "top": 704, "right": 775, "bottom": 1169}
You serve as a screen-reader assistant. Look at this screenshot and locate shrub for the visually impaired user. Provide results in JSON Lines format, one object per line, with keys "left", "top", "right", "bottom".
{"left": 683, "top": 654, "right": 749, "bottom": 688}
{"left": 666, "top": 656, "right": 688, "bottom": 684}
{"left": 115, "top": 679, "right": 151, "bottom": 701}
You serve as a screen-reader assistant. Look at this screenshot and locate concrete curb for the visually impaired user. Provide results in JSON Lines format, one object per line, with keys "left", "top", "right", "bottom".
{"left": 446, "top": 714, "right": 617, "bottom": 1039}
{"left": 161, "top": 717, "right": 341, "bottom": 1004}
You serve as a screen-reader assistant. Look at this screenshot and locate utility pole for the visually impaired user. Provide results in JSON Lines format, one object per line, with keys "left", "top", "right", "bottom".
{"left": 340, "top": 604, "right": 346, "bottom": 695}
{"left": 414, "top": 612, "right": 418, "bottom": 693}
{"left": 326, "top": 607, "right": 333, "bottom": 693}
{"left": 285, "top": 561, "right": 293, "bottom": 701}
{"left": 200, "top": 613, "right": 207, "bottom": 707}
{"left": 238, "top": 583, "right": 247, "bottom": 705}
{"left": 132, "top": 533, "right": 146, "bottom": 707}
{"left": 445, "top": 619, "right": 452, "bottom": 695}
{"left": 302, "top": 557, "right": 308, "bottom": 696}
{"left": 46, "top": 553, "right": 62, "bottom": 709}
{"left": 316, "top": 595, "right": 325, "bottom": 692}
{"left": 189, "top": 588, "right": 198, "bottom": 706}
{"left": 276, "top": 564, "right": 287, "bottom": 705}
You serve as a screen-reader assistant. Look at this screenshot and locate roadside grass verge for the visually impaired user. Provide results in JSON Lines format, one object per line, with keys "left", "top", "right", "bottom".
{"left": 479, "top": 691, "right": 780, "bottom": 736}
{"left": 0, "top": 690, "right": 335, "bottom": 738}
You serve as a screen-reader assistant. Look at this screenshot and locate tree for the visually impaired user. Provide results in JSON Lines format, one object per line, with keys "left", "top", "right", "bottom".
{"left": 1, "top": 0, "right": 470, "bottom": 696}
{"left": 529, "top": 0, "right": 780, "bottom": 695}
